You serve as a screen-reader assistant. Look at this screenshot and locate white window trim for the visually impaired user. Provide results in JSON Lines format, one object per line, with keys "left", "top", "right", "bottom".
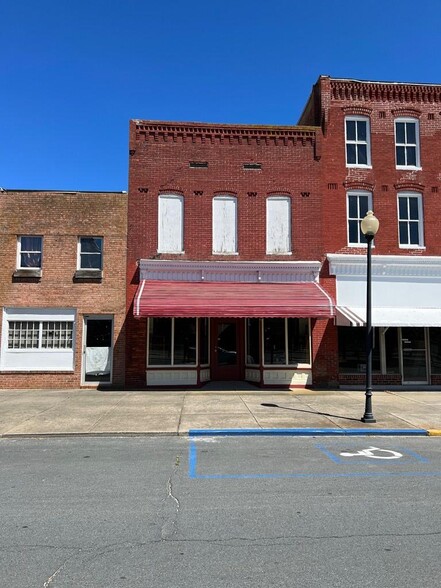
{"left": 395, "top": 117, "right": 421, "bottom": 170}
{"left": 77, "top": 236, "right": 103, "bottom": 270}
{"left": 266, "top": 195, "right": 292, "bottom": 255}
{"left": 17, "top": 235, "right": 43, "bottom": 269}
{"left": 212, "top": 195, "right": 238, "bottom": 255}
{"left": 345, "top": 116, "right": 372, "bottom": 168}
{"left": 397, "top": 192, "right": 425, "bottom": 249}
{"left": 346, "top": 190, "right": 373, "bottom": 247}
{"left": 157, "top": 194, "right": 185, "bottom": 254}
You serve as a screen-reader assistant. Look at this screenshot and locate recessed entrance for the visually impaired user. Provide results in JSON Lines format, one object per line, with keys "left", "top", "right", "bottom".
{"left": 401, "top": 327, "right": 428, "bottom": 384}
{"left": 210, "top": 318, "right": 244, "bottom": 381}
{"left": 83, "top": 316, "right": 113, "bottom": 384}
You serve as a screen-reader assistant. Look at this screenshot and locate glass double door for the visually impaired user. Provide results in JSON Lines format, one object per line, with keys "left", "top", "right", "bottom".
{"left": 401, "top": 327, "right": 428, "bottom": 384}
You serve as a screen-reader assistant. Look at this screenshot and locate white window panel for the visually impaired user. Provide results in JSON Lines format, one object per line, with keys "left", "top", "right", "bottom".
{"left": 395, "top": 118, "right": 420, "bottom": 169}
{"left": 347, "top": 191, "right": 373, "bottom": 246}
{"left": 212, "top": 196, "right": 237, "bottom": 254}
{"left": 266, "top": 196, "right": 291, "bottom": 254}
{"left": 158, "top": 195, "right": 184, "bottom": 253}
{"left": 345, "top": 116, "right": 371, "bottom": 167}
{"left": 397, "top": 192, "right": 424, "bottom": 248}
{"left": 1, "top": 308, "right": 76, "bottom": 371}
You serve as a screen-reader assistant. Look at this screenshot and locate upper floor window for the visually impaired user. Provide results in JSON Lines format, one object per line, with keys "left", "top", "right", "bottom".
{"left": 397, "top": 192, "right": 424, "bottom": 248}
{"left": 78, "top": 237, "right": 103, "bottom": 269}
{"left": 266, "top": 196, "right": 291, "bottom": 254}
{"left": 18, "top": 236, "right": 42, "bottom": 268}
{"left": 158, "top": 194, "right": 184, "bottom": 253}
{"left": 212, "top": 195, "right": 237, "bottom": 254}
{"left": 395, "top": 118, "right": 420, "bottom": 168}
{"left": 347, "top": 191, "right": 372, "bottom": 246}
{"left": 345, "top": 116, "right": 371, "bottom": 167}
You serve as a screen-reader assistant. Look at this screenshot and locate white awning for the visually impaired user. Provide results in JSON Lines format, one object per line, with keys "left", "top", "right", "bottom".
{"left": 336, "top": 306, "right": 441, "bottom": 327}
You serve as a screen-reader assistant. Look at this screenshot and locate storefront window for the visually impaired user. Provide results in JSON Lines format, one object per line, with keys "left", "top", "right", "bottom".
{"left": 148, "top": 318, "right": 172, "bottom": 365}
{"left": 174, "top": 318, "right": 196, "bottom": 364}
{"left": 429, "top": 328, "right": 441, "bottom": 374}
{"left": 264, "top": 318, "right": 310, "bottom": 366}
{"left": 199, "top": 318, "right": 209, "bottom": 365}
{"left": 338, "top": 327, "right": 380, "bottom": 374}
{"left": 246, "top": 319, "right": 260, "bottom": 365}
{"left": 148, "top": 318, "right": 197, "bottom": 366}
{"left": 288, "top": 318, "right": 310, "bottom": 364}
{"left": 384, "top": 328, "right": 400, "bottom": 374}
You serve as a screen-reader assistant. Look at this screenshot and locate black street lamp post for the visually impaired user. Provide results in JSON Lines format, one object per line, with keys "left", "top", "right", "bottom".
{"left": 360, "top": 210, "right": 379, "bottom": 423}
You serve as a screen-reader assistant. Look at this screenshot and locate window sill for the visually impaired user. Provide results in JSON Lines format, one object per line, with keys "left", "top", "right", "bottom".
{"left": 73, "top": 269, "right": 103, "bottom": 282}
{"left": 396, "top": 166, "right": 422, "bottom": 171}
{"left": 212, "top": 252, "right": 239, "bottom": 256}
{"left": 398, "top": 245, "right": 425, "bottom": 250}
{"left": 346, "top": 164, "right": 372, "bottom": 170}
{"left": 13, "top": 268, "right": 42, "bottom": 278}
{"left": 266, "top": 251, "right": 292, "bottom": 256}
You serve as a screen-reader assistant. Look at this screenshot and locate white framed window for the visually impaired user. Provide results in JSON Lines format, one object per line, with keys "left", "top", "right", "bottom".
{"left": 397, "top": 192, "right": 424, "bottom": 248}
{"left": 17, "top": 236, "right": 42, "bottom": 269}
{"left": 263, "top": 318, "right": 311, "bottom": 366}
{"left": 395, "top": 118, "right": 420, "bottom": 168}
{"left": 345, "top": 116, "right": 371, "bottom": 167}
{"left": 147, "top": 318, "right": 197, "bottom": 366}
{"left": 158, "top": 194, "right": 184, "bottom": 253}
{"left": 78, "top": 237, "right": 103, "bottom": 269}
{"left": 266, "top": 196, "right": 291, "bottom": 254}
{"left": 212, "top": 195, "right": 237, "bottom": 254}
{"left": 347, "top": 191, "right": 373, "bottom": 246}
{"left": 1, "top": 308, "right": 76, "bottom": 371}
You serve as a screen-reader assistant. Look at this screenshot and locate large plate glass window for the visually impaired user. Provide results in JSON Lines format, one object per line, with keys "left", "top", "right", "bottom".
{"left": 148, "top": 318, "right": 197, "bottom": 366}
{"left": 397, "top": 192, "right": 424, "bottom": 248}
{"left": 263, "top": 318, "right": 310, "bottom": 366}
{"left": 347, "top": 191, "right": 372, "bottom": 246}
{"left": 345, "top": 116, "right": 371, "bottom": 167}
{"left": 395, "top": 118, "right": 420, "bottom": 168}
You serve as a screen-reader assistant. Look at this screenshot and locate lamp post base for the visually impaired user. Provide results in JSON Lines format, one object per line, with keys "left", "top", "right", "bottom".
{"left": 361, "top": 416, "right": 377, "bottom": 423}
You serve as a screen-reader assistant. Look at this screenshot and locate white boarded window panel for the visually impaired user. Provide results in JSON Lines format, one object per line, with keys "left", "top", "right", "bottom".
{"left": 213, "top": 196, "right": 237, "bottom": 254}
{"left": 158, "top": 195, "right": 184, "bottom": 253}
{"left": 266, "top": 196, "right": 291, "bottom": 254}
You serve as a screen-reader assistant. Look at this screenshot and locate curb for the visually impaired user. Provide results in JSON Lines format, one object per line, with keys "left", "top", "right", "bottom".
{"left": 189, "top": 428, "right": 429, "bottom": 437}
{"left": 427, "top": 429, "right": 441, "bottom": 436}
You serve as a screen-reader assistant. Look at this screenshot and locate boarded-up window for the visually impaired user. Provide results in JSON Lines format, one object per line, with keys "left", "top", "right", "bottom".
{"left": 266, "top": 196, "right": 291, "bottom": 254}
{"left": 158, "top": 194, "right": 184, "bottom": 253}
{"left": 212, "top": 196, "right": 237, "bottom": 254}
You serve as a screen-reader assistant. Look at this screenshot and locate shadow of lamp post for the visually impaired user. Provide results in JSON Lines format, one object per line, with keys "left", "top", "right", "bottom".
{"left": 360, "top": 210, "right": 379, "bottom": 423}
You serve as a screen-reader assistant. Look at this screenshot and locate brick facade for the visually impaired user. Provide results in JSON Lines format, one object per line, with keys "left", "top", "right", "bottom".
{"left": 0, "top": 190, "right": 127, "bottom": 388}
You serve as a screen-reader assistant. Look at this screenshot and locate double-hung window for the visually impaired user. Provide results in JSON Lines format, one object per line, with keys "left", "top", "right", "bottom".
{"left": 395, "top": 118, "right": 420, "bottom": 168}
{"left": 78, "top": 237, "right": 103, "bottom": 269}
{"left": 158, "top": 194, "right": 184, "bottom": 253}
{"left": 397, "top": 192, "right": 424, "bottom": 248}
{"left": 18, "top": 236, "right": 42, "bottom": 269}
{"left": 347, "top": 191, "right": 372, "bottom": 246}
{"left": 345, "top": 116, "right": 371, "bottom": 167}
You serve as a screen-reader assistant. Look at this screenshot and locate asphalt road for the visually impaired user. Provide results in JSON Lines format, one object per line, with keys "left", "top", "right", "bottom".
{"left": 1, "top": 435, "right": 440, "bottom": 587}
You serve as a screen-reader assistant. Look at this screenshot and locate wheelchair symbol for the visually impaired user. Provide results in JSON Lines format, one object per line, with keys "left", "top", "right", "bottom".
{"left": 340, "top": 446, "right": 403, "bottom": 460}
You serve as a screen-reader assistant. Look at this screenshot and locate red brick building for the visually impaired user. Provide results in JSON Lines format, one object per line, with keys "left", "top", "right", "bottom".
{"left": 0, "top": 190, "right": 127, "bottom": 388}
{"left": 127, "top": 76, "right": 441, "bottom": 389}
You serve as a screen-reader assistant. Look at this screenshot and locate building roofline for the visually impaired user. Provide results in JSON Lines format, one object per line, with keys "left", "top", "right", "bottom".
{"left": 0, "top": 189, "right": 127, "bottom": 194}
{"left": 327, "top": 76, "right": 441, "bottom": 88}
{"left": 131, "top": 119, "right": 318, "bottom": 133}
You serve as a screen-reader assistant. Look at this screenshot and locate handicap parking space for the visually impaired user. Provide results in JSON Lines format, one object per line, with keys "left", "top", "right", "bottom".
{"left": 188, "top": 436, "right": 441, "bottom": 480}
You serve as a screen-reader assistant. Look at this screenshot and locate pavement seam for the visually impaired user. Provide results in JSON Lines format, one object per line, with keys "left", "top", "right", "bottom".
{"left": 176, "top": 393, "right": 187, "bottom": 435}
{"left": 87, "top": 392, "right": 132, "bottom": 433}
{"left": 238, "top": 394, "right": 261, "bottom": 428}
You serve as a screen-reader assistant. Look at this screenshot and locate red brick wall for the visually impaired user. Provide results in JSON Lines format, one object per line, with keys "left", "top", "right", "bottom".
{"left": 0, "top": 191, "right": 127, "bottom": 389}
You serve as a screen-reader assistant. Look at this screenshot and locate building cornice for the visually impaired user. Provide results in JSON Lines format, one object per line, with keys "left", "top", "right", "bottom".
{"left": 330, "top": 79, "right": 441, "bottom": 104}
{"left": 139, "top": 260, "right": 322, "bottom": 283}
{"left": 327, "top": 254, "right": 441, "bottom": 278}
{"left": 132, "top": 120, "right": 318, "bottom": 148}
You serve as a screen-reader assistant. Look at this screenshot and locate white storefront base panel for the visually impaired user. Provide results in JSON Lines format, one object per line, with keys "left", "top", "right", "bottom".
{"left": 1, "top": 308, "right": 76, "bottom": 372}
{"left": 263, "top": 369, "right": 312, "bottom": 387}
{"left": 146, "top": 369, "right": 198, "bottom": 386}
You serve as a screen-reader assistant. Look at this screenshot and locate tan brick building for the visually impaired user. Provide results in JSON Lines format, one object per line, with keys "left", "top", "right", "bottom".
{"left": 0, "top": 190, "right": 127, "bottom": 388}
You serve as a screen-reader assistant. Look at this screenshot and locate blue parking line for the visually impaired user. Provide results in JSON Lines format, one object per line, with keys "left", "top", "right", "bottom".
{"left": 189, "top": 428, "right": 428, "bottom": 437}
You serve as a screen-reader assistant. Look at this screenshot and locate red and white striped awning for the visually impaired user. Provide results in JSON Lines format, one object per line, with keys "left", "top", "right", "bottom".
{"left": 134, "top": 280, "right": 334, "bottom": 318}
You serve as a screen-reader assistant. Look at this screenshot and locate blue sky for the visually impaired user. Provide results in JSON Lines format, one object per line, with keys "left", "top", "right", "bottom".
{"left": 2, "top": 0, "right": 441, "bottom": 191}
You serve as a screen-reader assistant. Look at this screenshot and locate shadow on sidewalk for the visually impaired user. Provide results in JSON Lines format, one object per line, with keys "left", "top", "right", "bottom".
{"left": 261, "top": 403, "right": 361, "bottom": 422}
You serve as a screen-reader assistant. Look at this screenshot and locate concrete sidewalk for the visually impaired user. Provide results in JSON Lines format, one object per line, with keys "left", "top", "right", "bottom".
{"left": 1, "top": 384, "right": 441, "bottom": 436}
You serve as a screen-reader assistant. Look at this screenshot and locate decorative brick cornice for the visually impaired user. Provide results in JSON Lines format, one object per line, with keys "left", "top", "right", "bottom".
{"left": 344, "top": 180, "right": 374, "bottom": 192}
{"left": 394, "top": 181, "right": 425, "bottom": 192}
{"left": 133, "top": 120, "right": 318, "bottom": 148}
{"left": 330, "top": 79, "right": 441, "bottom": 104}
